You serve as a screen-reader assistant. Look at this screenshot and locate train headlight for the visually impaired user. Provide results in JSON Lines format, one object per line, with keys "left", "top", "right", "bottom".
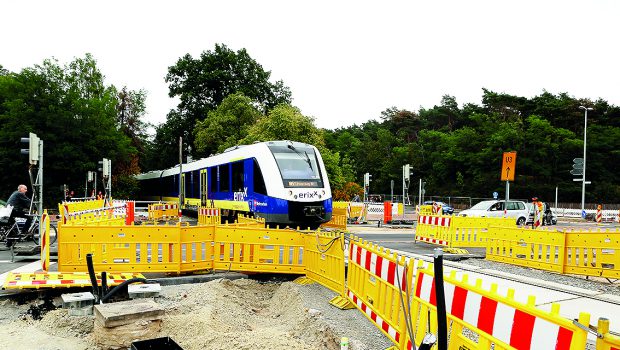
{"left": 322, "top": 190, "right": 326, "bottom": 195}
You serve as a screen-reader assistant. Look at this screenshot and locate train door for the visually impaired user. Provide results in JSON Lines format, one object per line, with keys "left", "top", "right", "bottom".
{"left": 200, "top": 169, "right": 207, "bottom": 206}
{"left": 180, "top": 173, "right": 186, "bottom": 207}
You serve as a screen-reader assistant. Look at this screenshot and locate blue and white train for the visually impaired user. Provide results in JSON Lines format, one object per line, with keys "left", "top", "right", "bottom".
{"left": 135, "top": 140, "right": 333, "bottom": 228}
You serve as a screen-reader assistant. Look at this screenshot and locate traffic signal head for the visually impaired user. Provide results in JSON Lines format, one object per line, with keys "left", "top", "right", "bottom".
{"left": 99, "top": 158, "right": 110, "bottom": 177}
{"left": 20, "top": 132, "right": 40, "bottom": 165}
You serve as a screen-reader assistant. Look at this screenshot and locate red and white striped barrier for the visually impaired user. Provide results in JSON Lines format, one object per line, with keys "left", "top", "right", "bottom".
{"left": 349, "top": 244, "right": 408, "bottom": 291}
{"left": 418, "top": 215, "right": 452, "bottom": 227}
{"left": 347, "top": 290, "right": 403, "bottom": 344}
{"left": 414, "top": 236, "right": 449, "bottom": 246}
{"left": 199, "top": 208, "right": 220, "bottom": 216}
{"left": 415, "top": 272, "right": 576, "bottom": 350}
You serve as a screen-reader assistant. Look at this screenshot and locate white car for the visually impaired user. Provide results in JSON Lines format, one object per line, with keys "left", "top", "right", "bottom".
{"left": 459, "top": 200, "right": 529, "bottom": 225}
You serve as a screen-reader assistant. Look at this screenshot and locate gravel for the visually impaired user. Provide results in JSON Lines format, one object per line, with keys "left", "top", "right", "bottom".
{"left": 456, "top": 257, "right": 620, "bottom": 296}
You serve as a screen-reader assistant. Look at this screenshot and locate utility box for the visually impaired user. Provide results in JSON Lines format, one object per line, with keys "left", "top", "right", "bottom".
{"left": 131, "top": 337, "right": 183, "bottom": 350}
{"left": 128, "top": 283, "right": 161, "bottom": 299}
{"left": 61, "top": 292, "right": 95, "bottom": 316}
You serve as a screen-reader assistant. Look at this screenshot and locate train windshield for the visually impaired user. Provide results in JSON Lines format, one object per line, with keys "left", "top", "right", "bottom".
{"left": 268, "top": 145, "right": 323, "bottom": 188}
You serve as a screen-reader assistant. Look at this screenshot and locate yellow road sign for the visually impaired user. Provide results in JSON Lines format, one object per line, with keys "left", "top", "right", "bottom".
{"left": 501, "top": 151, "right": 517, "bottom": 181}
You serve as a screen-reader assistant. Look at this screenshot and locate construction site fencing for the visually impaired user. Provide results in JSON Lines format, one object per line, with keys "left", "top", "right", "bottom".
{"left": 198, "top": 207, "right": 221, "bottom": 225}
{"left": 321, "top": 207, "right": 347, "bottom": 230}
{"left": 408, "top": 267, "right": 591, "bottom": 350}
{"left": 345, "top": 236, "right": 418, "bottom": 349}
{"left": 301, "top": 231, "right": 346, "bottom": 297}
{"left": 59, "top": 201, "right": 133, "bottom": 226}
{"left": 415, "top": 215, "right": 514, "bottom": 248}
{"left": 597, "top": 318, "right": 620, "bottom": 350}
{"left": 148, "top": 202, "right": 179, "bottom": 221}
{"left": 486, "top": 227, "right": 620, "bottom": 279}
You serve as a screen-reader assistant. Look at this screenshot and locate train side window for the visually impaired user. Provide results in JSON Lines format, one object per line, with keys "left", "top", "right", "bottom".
{"left": 209, "top": 167, "right": 217, "bottom": 193}
{"left": 220, "top": 164, "right": 230, "bottom": 192}
{"left": 253, "top": 159, "right": 267, "bottom": 195}
{"left": 192, "top": 170, "right": 200, "bottom": 197}
{"left": 232, "top": 161, "right": 244, "bottom": 192}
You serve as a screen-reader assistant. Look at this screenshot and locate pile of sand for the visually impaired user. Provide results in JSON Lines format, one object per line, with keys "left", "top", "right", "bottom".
{"left": 0, "top": 278, "right": 343, "bottom": 350}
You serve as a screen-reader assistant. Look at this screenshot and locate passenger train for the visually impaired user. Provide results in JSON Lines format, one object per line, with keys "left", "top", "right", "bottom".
{"left": 135, "top": 140, "right": 332, "bottom": 228}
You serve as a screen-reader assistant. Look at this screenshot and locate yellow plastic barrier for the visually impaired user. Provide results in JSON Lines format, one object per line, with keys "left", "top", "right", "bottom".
{"left": 346, "top": 236, "right": 417, "bottom": 349}
{"left": 564, "top": 228, "right": 620, "bottom": 279}
{"left": 212, "top": 225, "right": 305, "bottom": 274}
{"left": 303, "top": 231, "right": 346, "bottom": 296}
{"left": 486, "top": 226, "right": 566, "bottom": 273}
{"left": 597, "top": 318, "right": 620, "bottom": 350}
{"left": 321, "top": 207, "right": 347, "bottom": 230}
{"left": 148, "top": 202, "right": 178, "bottom": 220}
{"left": 486, "top": 227, "right": 620, "bottom": 278}
{"left": 419, "top": 205, "right": 433, "bottom": 215}
{"left": 416, "top": 215, "right": 514, "bottom": 248}
{"left": 198, "top": 207, "right": 221, "bottom": 225}
{"left": 408, "top": 267, "right": 590, "bottom": 350}
{"left": 234, "top": 214, "right": 265, "bottom": 227}
{"left": 58, "top": 224, "right": 185, "bottom": 273}
{"left": 179, "top": 225, "right": 215, "bottom": 273}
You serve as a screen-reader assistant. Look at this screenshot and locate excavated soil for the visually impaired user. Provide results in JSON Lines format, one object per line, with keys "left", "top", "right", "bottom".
{"left": 0, "top": 278, "right": 390, "bottom": 350}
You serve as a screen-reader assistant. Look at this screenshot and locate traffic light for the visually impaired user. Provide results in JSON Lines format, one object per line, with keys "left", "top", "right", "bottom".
{"left": 98, "top": 158, "right": 110, "bottom": 177}
{"left": 20, "top": 132, "right": 40, "bottom": 165}
{"left": 403, "top": 164, "right": 413, "bottom": 182}
{"left": 364, "top": 173, "right": 372, "bottom": 187}
{"left": 87, "top": 171, "right": 95, "bottom": 182}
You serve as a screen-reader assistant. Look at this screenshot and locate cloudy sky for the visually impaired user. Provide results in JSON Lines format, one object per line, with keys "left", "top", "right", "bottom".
{"left": 2, "top": 1, "right": 618, "bottom": 130}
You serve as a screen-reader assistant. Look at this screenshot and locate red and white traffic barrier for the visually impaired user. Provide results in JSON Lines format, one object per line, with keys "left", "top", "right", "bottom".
{"left": 418, "top": 215, "right": 451, "bottom": 227}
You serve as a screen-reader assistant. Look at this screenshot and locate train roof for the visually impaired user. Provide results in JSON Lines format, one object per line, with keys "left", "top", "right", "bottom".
{"left": 136, "top": 140, "right": 318, "bottom": 179}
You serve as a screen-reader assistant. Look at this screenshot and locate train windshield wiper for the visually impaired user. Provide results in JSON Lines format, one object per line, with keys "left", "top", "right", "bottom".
{"left": 287, "top": 144, "right": 312, "bottom": 170}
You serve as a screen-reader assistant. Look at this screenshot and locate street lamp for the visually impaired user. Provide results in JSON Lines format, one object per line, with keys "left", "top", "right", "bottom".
{"left": 579, "top": 106, "right": 593, "bottom": 216}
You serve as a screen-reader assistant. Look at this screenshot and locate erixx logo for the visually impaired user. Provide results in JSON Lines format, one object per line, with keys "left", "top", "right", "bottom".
{"left": 297, "top": 191, "right": 319, "bottom": 199}
{"left": 234, "top": 187, "right": 248, "bottom": 201}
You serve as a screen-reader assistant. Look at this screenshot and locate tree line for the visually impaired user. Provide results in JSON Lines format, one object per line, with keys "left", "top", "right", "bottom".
{"left": 1, "top": 44, "right": 618, "bottom": 207}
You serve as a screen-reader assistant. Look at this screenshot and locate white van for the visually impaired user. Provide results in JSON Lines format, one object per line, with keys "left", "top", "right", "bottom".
{"left": 458, "top": 200, "right": 529, "bottom": 225}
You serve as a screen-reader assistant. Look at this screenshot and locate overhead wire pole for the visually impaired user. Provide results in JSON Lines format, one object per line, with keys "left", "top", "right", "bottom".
{"left": 578, "top": 106, "right": 592, "bottom": 217}
{"left": 179, "top": 136, "right": 183, "bottom": 222}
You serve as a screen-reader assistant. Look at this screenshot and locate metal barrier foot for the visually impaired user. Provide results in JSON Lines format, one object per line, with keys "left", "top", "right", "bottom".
{"left": 329, "top": 295, "right": 355, "bottom": 310}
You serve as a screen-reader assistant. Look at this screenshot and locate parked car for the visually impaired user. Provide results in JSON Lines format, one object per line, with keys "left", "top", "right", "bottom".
{"left": 423, "top": 201, "right": 454, "bottom": 215}
{"left": 458, "top": 200, "right": 529, "bottom": 225}
{"left": 526, "top": 202, "right": 557, "bottom": 225}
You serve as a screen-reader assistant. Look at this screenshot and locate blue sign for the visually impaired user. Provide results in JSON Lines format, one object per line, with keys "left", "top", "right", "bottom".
{"left": 581, "top": 210, "right": 587, "bottom": 219}
{"left": 493, "top": 192, "right": 498, "bottom": 199}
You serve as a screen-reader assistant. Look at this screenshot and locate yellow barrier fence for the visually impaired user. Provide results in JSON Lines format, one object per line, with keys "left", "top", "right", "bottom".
{"left": 198, "top": 207, "right": 221, "bottom": 225}
{"left": 346, "top": 236, "right": 417, "bottom": 349}
{"left": 303, "top": 231, "right": 346, "bottom": 297}
{"left": 234, "top": 214, "right": 266, "bottom": 227}
{"left": 597, "top": 318, "right": 620, "bottom": 350}
{"left": 486, "top": 227, "right": 620, "bottom": 278}
{"left": 321, "top": 207, "right": 347, "bottom": 230}
{"left": 211, "top": 225, "right": 305, "bottom": 274}
{"left": 416, "top": 215, "right": 514, "bottom": 248}
{"left": 148, "top": 202, "right": 179, "bottom": 220}
{"left": 564, "top": 228, "right": 620, "bottom": 279}
{"left": 408, "top": 267, "right": 591, "bottom": 350}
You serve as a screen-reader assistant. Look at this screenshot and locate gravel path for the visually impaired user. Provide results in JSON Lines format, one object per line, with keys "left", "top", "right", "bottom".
{"left": 453, "top": 257, "right": 620, "bottom": 297}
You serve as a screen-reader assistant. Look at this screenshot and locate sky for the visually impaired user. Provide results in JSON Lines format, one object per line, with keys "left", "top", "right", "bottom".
{"left": 2, "top": 1, "right": 619, "bottom": 130}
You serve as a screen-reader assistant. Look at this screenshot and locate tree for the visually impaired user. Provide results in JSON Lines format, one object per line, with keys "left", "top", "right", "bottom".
{"left": 149, "top": 44, "right": 292, "bottom": 168}
{"left": 0, "top": 55, "right": 135, "bottom": 204}
{"left": 194, "top": 92, "right": 261, "bottom": 155}
{"left": 240, "top": 104, "right": 346, "bottom": 189}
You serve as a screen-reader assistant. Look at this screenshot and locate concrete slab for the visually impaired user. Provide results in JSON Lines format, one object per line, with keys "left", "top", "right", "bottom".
{"left": 128, "top": 283, "right": 161, "bottom": 299}
{"left": 94, "top": 299, "right": 163, "bottom": 328}
{"left": 62, "top": 292, "right": 95, "bottom": 315}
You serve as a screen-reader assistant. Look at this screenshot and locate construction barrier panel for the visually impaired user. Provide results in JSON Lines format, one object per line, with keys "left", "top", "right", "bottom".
{"left": 212, "top": 225, "right": 305, "bottom": 274}
{"left": 346, "top": 236, "right": 417, "bottom": 349}
{"left": 321, "top": 207, "right": 347, "bottom": 230}
{"left": 303, "top": 231, "right": 346, "bottom": 296}
{"left": 486, "top": 226, "right": 566, "bottom": 273}
{"left": 198, "top": 207, "right": 221, "bottom": 225}
{"left": 4, "top": 272, "right": 145, "bottom": 289}
{"left": 148, "top": 202, "right": 178, "bottom": 221}
{"left": 564, "top": 228, "right": 620, "bottom": 279}
{"left": 487, "top": 227, "right": 620, "bottom": 278}
{"left": 40, "top": 210, "right": 50, "bottom": 272}
{"left": 234, "top": 213, "right": 266, "bottom": 227}
{"left": 408, "top": 267, "right": 591, "bottom": 350}
{"left": 597, "top": 318, "right": 620, "bottom": 350}
{"left": 416, "top": 215, "right": 514, "bottom": 248}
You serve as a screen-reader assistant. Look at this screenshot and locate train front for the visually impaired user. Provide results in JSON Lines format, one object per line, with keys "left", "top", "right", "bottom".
{"left": 264, "top": 142, "right": 332, "bottom": 229}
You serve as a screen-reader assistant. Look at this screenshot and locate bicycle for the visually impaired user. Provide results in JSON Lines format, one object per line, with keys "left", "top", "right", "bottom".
{"left": 0, "top": 213, "right": 58, "bottom": 248}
